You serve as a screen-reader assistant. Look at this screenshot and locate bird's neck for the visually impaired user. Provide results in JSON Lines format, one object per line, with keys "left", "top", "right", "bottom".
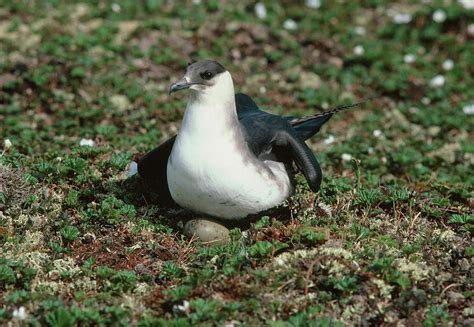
{"left": 180, "top": 74, "right": 239, "bottom": 138}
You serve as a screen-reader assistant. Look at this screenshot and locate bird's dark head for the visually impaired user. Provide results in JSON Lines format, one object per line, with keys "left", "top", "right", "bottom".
{"left": 169, "top": 60, "right": 230, "bottom": 95}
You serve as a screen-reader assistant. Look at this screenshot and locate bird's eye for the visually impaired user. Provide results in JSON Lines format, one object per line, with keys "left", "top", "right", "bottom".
{"left": 200, "top": 71, "right": 213, "bottom": 80}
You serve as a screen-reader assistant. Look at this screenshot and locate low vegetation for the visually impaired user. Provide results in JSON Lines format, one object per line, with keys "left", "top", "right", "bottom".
{"left": 0, "top": 0, "right": 472, "bottom": 325}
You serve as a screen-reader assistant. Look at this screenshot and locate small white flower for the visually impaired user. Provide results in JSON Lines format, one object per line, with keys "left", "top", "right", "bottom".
{"left": 324, "top": 135, "right": 335, "bottom": 145}
{"left": 442, "top": 59, "right": 454, "bottom": 71}
{"left": 458, "top": 0, "right": 474, "bottom": 10}
{"left": 432, "top": 9, "right": 446, "bottom": 23}
{"left": 192, "top": 0, "right": 202, "bottom": 4}
{"left": 373, "top": 130, "right": 383, "bottom": 138}
{"left": 283, "top": 19, "right": 297, "bottom": 31}
{"left": 404, "top": 54, "right": 416, "bottom": 63}
{"left": 355, "top": 26, "right": 366, "bottom": 35}
{"left": 79, "top": 138, "right": 95, "bottom": 147}
{"left": 353, "top": 45, "right": 364, "bottom": 55}
{"left": 468, "top": 23, "right": 474, "bottom": 36}
{"left": 368, "top": 147, "right": 374, "bottom": 155}
{"left": 393, "top": 13, "right": 412, "bottom": 24}
{"left": 429, "top": 75, "right": 445, "bottom": 88}
{"left": 254, "top": 2, "right": 267, "bottom": 19}
{"left": 381, "top": 157, "right": 387, "bottom": 163}
{"left": 259, "top": 86, "right": 266, "bottom": 94}
{"left": 12, "top": 307, "right": 27, "bottom": 320}
{"left": 127, "top": 161, "right": 138, "bottom": 177}
{"left": 111, "top": 3, "right": 121, "bottom": 13}
{"left": 175, "top": 300, "right": 190, "bottom": 313}
{"left": 341, "top": 153, "right": 352, "bottom": 161}
{"left": 462, "top": 104, "right": 474, "bottom": 115}
{"left": 421, "top": 97, "right": 431, "bottom": 105}
{"left": 3, "top": 138, "right": 12, "bottom": 150}
{"left": 305, "top": 0, "right": 321, "bottom": 9}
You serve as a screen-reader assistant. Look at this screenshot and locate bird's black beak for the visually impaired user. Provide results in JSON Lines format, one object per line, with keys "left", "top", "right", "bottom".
{"left": 169, "top": 78, "right": 190, "bottom": 94}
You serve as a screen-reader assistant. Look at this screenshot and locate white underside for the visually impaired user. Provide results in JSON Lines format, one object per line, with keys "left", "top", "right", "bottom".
{"left": 166, "top": 72, "right": 292, "bottom": 219}
{"left": 167, "top": 135, "right": 292, "bottom": 219}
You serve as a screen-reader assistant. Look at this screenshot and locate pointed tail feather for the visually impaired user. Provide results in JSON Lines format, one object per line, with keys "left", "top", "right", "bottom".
{"left": 290, "top": 99, "right": 372, "bottom": 140}
{"left": 290, "top": 99, "right": 371, "bottom": 125}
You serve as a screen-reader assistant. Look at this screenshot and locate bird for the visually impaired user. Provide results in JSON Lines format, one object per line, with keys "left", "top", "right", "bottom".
{"left": 137, "top": 60, "right": 362, "bottom": 220}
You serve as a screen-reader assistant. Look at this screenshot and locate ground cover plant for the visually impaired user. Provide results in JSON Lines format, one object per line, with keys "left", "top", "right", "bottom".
{"left": 0, "top": 0, "right": 473, "bottom": 325}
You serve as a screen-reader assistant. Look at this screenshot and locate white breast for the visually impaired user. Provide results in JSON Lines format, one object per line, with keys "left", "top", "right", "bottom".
{"left": 167, "top": 136, "right": 292, "bottom": 219}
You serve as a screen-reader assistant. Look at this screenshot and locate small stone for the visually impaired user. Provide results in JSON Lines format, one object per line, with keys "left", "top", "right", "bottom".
{"left": 184, "top": 219, "right": 230, "bottom": 246}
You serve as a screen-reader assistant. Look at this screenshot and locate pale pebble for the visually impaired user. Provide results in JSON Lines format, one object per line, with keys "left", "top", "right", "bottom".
{"left": 184, "top": 219, "right": 230, "bottom": 246}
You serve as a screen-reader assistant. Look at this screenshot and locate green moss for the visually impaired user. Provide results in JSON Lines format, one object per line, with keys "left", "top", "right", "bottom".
{"left": 0, "top": 0, "right": 471, "bottom": 324}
